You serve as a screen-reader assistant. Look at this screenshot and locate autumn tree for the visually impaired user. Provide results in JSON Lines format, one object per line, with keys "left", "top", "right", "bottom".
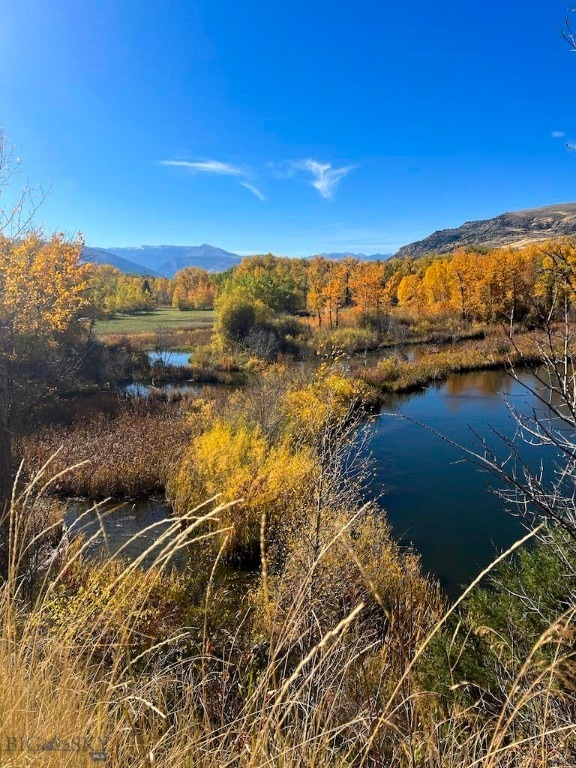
{"left": 172, "top": 267, "right": 215, "bottom": 310}
{"left": 321, "top": 259, "right": 355, "bottom": 329}
{"left": 307, "top": 256, "right": 330, "bottom": 327}
{"left": 531, "top": 239, "right": 576, "bottom": 320}
{"left": 446, "top": 248, "right": 486, "bottom": 320}
{"left": 396, "top": 273, "right": 424, "bottom": 312}
{"left": 86, "top": 265, "right": 157, "bottom": 317}
{"left": 0, "top": 233, "right": 89, "bottom": 345}
{"left": 228, "top": 254, "right": 303, "bottom": 312}
{"left": 0, "top": 232, "right": 89, "bottom": 574}
{"left": 421, "top": 258, "right": 453, "bottom": 312}
{"left": 214, "top": 288, "right": 272, "bottom": 349}
{"left": 349, "top": 261, "right": 388, "bottom": 326}
{"left": 0, "top": 131, "right": 44, "bottom": 530}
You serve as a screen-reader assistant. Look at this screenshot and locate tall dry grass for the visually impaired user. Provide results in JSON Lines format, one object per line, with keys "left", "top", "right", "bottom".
{"left": 0, "top": 463, "right": 574, "bottom": 767}
{"left": 16, "top": 399, "right": 192, "bottom": 497}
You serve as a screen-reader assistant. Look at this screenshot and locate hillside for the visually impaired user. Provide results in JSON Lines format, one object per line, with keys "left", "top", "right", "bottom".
{"left": 395, "top": 203, "right": 576, "bottom": 258}
{"left": 82, "top": 247, "right": 158, "bottom": 276}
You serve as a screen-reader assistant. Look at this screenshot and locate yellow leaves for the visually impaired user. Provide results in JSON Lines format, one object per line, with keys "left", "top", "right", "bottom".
{"left": 400, "top": 244, "right": 563, "bottom": 322}
{"left": 172, "top": 266, "right": 215, "bottom": 310}
{"left": 397, "top": 274, "right": 423, "bottom": 308}
{"left": 192, "top": 421, "right": 269, "bottom": 502}
{"left": 90, "top": 267, "right": 156, "bottom": 316}
{"left": 285, "top": 387, "right": 327, "bottom": 433}
{"left": 531, "top": 239, "right": 576, "bottom": 306}
{"left": 169, "top": 416, "right": 318, "bottom": 560}
{"left": 171, "top": 419, "right": 317, "bottom": 542}
{"left": 348, "top": 260, "right": 388, "bottom": 319}
{"left": 0, "top": 233, "right": 89, "bottom": 348}
{"left": 421, "top": 258, "right": 453, "bottom": 309}
{"left": 284, "top": 368, "right": 362, "bottom": 437}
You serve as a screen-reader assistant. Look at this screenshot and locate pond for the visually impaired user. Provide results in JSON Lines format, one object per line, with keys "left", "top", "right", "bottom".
{"left": 64, "top": 497, "right": 256, "bottom": 599}
{"left": 148, "top": 350, "right": 192, "bottom": 367}
{"left": 65, "top": 497, "right": 188, "bottom": 571}
{"left": 369, "top": 368, "right": 553, "bottom": 596}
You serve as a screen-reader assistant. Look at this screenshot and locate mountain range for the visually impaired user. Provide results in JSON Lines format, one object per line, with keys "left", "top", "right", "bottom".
{"left": 317, "top": 252, "right": 392, "bottom": 261}
{"left": 81, "top": 244, "right": 241, "bottom": 277}
{"left": 82, "top": 247, "right": 161, "bottom": 276}
{"left": 395, "top": 203, "right": 576, "bottom": 258}
{"left": 82, "top": 244, "right": 393, "bottom": 276}
{"left": 82, "top": 203, "right": 576, "bottom": 276}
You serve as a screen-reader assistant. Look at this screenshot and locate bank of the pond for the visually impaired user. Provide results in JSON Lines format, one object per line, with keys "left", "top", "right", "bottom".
{"left": 353, "top": 334, "right": 543, "bottom": 399}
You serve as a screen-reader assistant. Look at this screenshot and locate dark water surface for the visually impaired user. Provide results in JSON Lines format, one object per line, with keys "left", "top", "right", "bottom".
{"left": 367, "top": 368, "right": 549, "bottom": 595}
{"left": 65, "top": 497, "right": 188, "bottom": 571}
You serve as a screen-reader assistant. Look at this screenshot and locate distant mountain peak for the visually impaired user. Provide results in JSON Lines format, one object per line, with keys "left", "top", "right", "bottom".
{"left": 103, "top": 244, "right": 242, "bottom": 277}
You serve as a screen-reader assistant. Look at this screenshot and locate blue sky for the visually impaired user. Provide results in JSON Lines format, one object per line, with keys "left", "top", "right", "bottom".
{"left": 1, "top": 0, "right": 575, "bottom": 255}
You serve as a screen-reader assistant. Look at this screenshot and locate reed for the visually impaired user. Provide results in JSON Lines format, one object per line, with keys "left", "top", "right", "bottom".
{"left": 16, "top": 399, "right": 192, "bottom": 498}
{"left": 310, "top": 319, "right": 487, "bottom": 357}
{"left": 353, "top": 334, "right": 543, "bottom": 394}
{"left": 0, "top": 470, "right": 572, "bottom": 768}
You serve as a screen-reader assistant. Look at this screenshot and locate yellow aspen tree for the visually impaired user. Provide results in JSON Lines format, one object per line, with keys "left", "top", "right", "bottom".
{"left": 307, "top": 256, "right": 330, "bottom": 327}
{"left": 0, "top": 233, "right": 89, "bottom": 352}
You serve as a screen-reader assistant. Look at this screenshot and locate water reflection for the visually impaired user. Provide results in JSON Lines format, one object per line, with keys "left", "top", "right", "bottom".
{"left": 123, "top": 381, "right": 201, "bottom": 397}
{"left": 65, "top": 497, "right": 188, "bottom": 571}
{"left": 443, "top": 369, "right": 514, "bottom": 397}
{"left": 368, "top": 369, "right": 550, "bottom": 596}
{"left": 148, "top": 350, "right": 192, "bottom": 367}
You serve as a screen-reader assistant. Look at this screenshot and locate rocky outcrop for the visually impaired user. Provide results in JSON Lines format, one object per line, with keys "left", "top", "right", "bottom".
{"left": 396, "top": 204, "right": 576, "bottom": 258}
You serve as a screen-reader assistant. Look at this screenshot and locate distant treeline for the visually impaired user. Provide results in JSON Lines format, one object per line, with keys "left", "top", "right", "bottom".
{"left": 91, "top": 239, "right": 576, "bottom": 329}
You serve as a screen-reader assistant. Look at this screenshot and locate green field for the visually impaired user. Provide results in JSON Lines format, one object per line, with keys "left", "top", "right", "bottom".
{"left": 94, "top": 307, "right": 215, "bottom": 336}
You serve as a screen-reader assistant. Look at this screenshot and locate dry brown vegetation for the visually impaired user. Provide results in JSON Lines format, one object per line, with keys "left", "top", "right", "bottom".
{"left": 16, "top": 398, "right": 192, "bottom": 497}
{"left": 102, "top": 326, "right": 213, "bottom": 350}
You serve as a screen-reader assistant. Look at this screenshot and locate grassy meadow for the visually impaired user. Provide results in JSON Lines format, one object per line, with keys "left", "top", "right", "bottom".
{"left": 94, "top": 307, "right": 215, "bottom": 337}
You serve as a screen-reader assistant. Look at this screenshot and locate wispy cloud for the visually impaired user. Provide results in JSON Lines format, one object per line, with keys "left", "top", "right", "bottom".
{"left": 160, "top": 159, "right": 244, "bottom": 175}
{"left": 552, "top": 131, "right": 566, "bottom": 138}
{"left": 160, "top": 156, "right": 357, "bottom": 200}
{"left": 240, "top": 182, "right": 266, "bottom": 201}
{"left": 290, "top": 159, "right": 356, "bottom": 198}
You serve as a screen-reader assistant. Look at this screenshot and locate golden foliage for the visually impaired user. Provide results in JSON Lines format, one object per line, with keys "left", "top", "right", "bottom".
{"left": 0, "top": 233, "right": 89, "bottom": 349}
{"left": 284, "top": 364, "right": 362, "bottom": 436}
{"left": 170, "top": 419, "right": 317, "bottom": 554}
